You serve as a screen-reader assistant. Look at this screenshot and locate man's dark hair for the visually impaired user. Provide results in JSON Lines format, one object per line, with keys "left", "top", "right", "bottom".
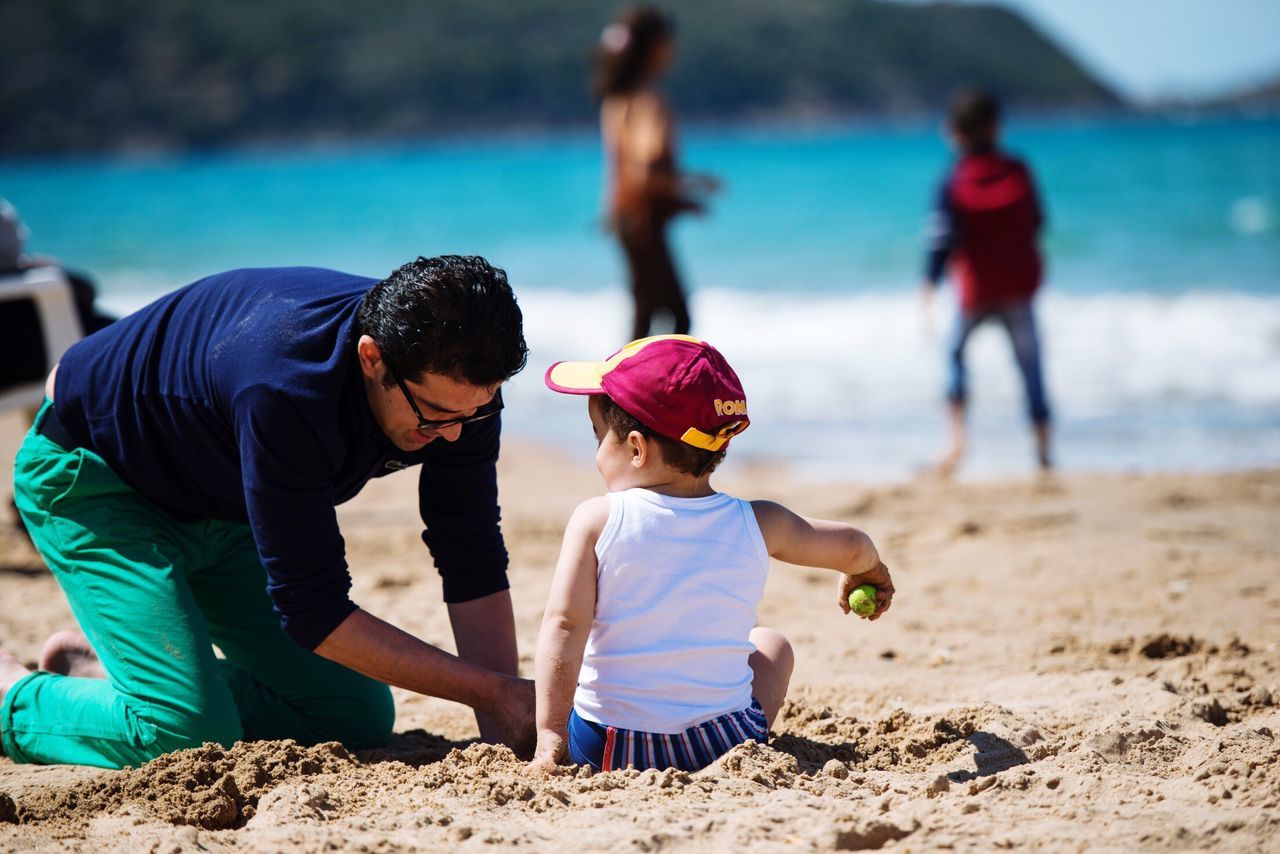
{"left": 593, "top": 6, "right": 675, "bottom": 100}
{"left": 949, "top": 88, "right": 1001, "bottom": 153}
{"left": 358, "top": 255, "right": 528, "bottom": 387}
{"left": 596, "top": 394, "right": 726, "bottom": 476}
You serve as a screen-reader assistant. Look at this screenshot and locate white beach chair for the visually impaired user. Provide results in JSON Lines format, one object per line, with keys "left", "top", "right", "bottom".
{"left": 0, "top": 266, "right": 83, "bottom": 414}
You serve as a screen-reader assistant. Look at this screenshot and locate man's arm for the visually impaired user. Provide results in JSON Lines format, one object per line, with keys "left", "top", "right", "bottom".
{"left": 419, "top": 413, "right": 521, "bottom": 742}
{"left": 448, "top": 589, "right": 519, "bottom": 744}
{"left": 531, "top": 497, "right": 607, "bottom": 771}
{"left": 314, "top": 607, "right": 531, "bottom": 753}
{"left": 235, "top": 386, "right": 359, "bottom": 649}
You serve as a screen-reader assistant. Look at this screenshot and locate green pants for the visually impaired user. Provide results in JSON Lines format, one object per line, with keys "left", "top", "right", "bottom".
{"left": 2, "top": 403, "right": 394, "bottom": 768}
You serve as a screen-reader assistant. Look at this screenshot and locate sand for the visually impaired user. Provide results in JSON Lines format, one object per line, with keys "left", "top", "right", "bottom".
{"left": 0, "top": 426, "right": 1277, "bottom": 851}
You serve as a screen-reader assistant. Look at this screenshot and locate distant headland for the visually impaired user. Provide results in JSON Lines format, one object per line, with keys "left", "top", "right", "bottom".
{"left": 1, "top": 0, "right": 1125, "bottom": 155}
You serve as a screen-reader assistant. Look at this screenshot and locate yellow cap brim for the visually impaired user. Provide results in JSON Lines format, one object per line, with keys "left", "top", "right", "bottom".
{"left": 544, "top": 335, "right": 704, "bottom": 395}
{"left": 544, "top": 360, "right": 609, "bottom": 394}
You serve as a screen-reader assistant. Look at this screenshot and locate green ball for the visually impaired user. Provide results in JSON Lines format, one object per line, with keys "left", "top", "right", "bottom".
{"left": 848, "top": 584, "right": 878, "bottom": 617}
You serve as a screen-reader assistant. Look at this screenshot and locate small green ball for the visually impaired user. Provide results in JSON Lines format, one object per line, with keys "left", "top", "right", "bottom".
{"left": 848, "top": 584, "right": 878, "bottom": 617}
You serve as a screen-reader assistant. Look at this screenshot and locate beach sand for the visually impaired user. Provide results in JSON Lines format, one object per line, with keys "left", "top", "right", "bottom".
{"left": 0, "top": 416, "right": 1276, "bottom": 851}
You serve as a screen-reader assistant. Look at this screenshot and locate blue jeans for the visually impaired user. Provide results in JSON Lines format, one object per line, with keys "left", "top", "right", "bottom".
{"left": 947, "top": 300, "right": 1050, "bottom": 423}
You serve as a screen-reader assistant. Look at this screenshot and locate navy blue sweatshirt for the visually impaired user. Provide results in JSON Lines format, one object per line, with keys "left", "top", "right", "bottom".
{"left": 53, "top": 267, "right": 509, "bottom": 650}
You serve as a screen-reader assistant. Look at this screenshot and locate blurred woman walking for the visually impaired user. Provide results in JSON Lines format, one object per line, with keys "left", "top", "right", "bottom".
{"left": 595, "top": 6, "right": 718, "bottom": 339}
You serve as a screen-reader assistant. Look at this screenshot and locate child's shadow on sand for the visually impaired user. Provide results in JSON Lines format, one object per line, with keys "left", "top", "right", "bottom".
{"left": 771, "top": 730, "right": 1028, "bottom": 779}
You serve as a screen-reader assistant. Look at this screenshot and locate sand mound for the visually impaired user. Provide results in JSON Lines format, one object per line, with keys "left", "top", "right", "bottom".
{"left": 12, "top": 740, "right": 356, "bottom": 831}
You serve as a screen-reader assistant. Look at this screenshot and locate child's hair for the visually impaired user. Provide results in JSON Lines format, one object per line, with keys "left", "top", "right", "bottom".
{"left": 597, "top": 394, "right": 727, "bottom": 476}
{"left": 949, "top": 88, "right": 1001, "bottom": 153}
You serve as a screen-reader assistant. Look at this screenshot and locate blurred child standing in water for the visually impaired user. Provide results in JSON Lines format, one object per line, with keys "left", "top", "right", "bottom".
{"left": 923, "top": 89, "right": 1053, "bottom": 475}
{"left": 595, "top": 6, "right": 718, "bottom": 340}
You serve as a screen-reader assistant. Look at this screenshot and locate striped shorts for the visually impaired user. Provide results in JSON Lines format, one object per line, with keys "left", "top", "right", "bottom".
{"left": 567, "top": 699, "right": 769, "bottom": 772}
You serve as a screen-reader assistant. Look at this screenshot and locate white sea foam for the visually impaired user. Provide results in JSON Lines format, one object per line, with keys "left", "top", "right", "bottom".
{"left": 505, "top": 287, "right": 1280, "bottom": 479}
{"left": 95, "top": 275, "right": 1280, "bottom": 479}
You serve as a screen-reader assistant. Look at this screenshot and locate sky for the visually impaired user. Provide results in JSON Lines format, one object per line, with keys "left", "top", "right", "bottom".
{"left": 898, "top": 0, "right": 1280, "bottom": 102}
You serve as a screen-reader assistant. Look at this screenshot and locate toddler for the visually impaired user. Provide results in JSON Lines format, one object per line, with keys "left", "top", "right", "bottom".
{"left": 532, "top": 334, "right": 893, "bottom": 772}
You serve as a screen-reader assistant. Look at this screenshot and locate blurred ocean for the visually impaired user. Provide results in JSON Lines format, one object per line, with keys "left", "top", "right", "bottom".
{"left": 2, "top": 114, "right": 1278, "bottom": 479}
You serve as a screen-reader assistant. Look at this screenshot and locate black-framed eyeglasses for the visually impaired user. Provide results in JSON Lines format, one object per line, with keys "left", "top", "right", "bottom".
{"left": 388, "top": 366, "right": 503, "bottom": 432}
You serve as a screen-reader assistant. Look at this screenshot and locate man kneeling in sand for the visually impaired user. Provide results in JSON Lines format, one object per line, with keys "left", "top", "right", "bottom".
{"left": 0, "top": 257, "right": 534, "bottom": 768}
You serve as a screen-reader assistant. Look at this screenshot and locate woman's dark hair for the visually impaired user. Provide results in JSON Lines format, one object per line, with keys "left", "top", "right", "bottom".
{"left": 357, "top": 255, "right": 528, "bottom": 387}
{"left": 949, "top": 88, "right": 1001, "bottom": 153}
{"left": 593, "top": 5, "right": 674, "bottom": 100}
{"left": 596, "top": 394, "right": 726, "bottom": 476}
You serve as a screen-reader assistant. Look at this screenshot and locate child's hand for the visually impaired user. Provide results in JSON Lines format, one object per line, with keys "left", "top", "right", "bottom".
{"left": 838, "top": 561, "right": 895, "bottom": 620}
{"left": 529, "top": 731, "right": 569, "bottom": 775}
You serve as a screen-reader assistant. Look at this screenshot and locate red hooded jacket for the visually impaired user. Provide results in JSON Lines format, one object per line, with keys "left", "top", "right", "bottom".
{"left": 926, "top": 151, "right": 1044, "bottom": 312}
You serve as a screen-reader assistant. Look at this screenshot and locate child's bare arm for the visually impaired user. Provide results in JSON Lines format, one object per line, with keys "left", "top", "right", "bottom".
{"left": 751, "top": 501, "right": 895, "bottom": 619}
{"left": 531, "top": 497, "right": 609, "bottom": 770}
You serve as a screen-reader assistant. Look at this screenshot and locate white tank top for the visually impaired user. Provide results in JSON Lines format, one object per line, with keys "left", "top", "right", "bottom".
{"left": 574, "top": 488, "right": 770, "bottom": 733}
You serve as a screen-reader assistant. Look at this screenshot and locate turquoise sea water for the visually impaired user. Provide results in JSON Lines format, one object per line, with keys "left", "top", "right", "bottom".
{"left": 2, "top": 114, "right": 1278, "bottom": 478}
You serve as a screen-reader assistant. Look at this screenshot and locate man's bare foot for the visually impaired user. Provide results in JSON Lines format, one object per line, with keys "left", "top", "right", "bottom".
{"left": 39, "top": 630, "right": 105, "bottom": 679}
{"left": 0, "top": 651, "right": 33, "bottom": 701}
{"left": 492, "top": 676, "right": 536, "bottom": 760}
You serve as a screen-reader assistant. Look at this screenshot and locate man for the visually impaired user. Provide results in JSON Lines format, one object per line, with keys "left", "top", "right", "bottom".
{"left": 0, "top": 256, "right": 533, "bottom": 768}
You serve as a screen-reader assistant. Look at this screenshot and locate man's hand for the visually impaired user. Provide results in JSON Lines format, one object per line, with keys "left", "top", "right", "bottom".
{"left": 491, "top": 675, "right": 537, "bottom": 760}
{"left": 838, "top": 561, "right": 895, "bottom": 620}
{"left": 314, "top": 608, "right": 534, "bottom": 755}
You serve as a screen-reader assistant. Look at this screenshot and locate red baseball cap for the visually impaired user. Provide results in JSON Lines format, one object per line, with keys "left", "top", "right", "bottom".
{"left": 545, "top": 335, "right": 749, "bottom": 451}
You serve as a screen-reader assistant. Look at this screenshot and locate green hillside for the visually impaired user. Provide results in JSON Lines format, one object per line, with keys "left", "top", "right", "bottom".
{"left": 0, "top": 0, "right": 1121, "bottom": 154}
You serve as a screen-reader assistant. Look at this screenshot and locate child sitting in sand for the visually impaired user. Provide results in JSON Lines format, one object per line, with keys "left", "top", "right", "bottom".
{"left": 531, "top": 335, "right": 894, "bottom": 772}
